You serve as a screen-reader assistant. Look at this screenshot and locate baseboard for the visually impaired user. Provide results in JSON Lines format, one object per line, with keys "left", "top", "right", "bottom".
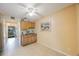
{"left": 51, "top": 48, "right": 71, "bottom": 56}
{"left": 37, "top": 42, "right": 71, "bottom": 56}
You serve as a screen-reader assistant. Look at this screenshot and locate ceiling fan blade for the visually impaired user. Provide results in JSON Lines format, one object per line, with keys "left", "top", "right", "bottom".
{"left": 21, "top": 12, "right": 28, "bottom": 18}
{"left": 35, "top": 12, "right": 43, "bottom": 17}
{"left": 34, "top": 3, "right": 41, "bottom": 7}
{"left": 18, "top": 3, "right": 27, "bottom": 8}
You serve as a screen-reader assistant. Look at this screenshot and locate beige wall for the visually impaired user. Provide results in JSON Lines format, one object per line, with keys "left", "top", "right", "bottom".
{"left": 76, "top": 4, "right": 79, "bottom": 54}
{"left": 0, "top": 23, "right": 3, "bottom": 49}
{"left": 35, "top": 4, "right": 78, "bottom": 55}
{"left": 0, "top": 14, "right": 4, "bottom": 49}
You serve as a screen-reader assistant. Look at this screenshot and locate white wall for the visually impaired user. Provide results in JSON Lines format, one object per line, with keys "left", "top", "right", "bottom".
{"left": 1, "top": 16, "right": 21, "bottom": 46}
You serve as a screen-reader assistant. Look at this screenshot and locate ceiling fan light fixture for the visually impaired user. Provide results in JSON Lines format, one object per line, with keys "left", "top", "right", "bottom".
{"left": 28, "top": 12, "right": 34, "bottom": 16}
{"left": 26, "top": 7, "right": 38, "bottom": 17}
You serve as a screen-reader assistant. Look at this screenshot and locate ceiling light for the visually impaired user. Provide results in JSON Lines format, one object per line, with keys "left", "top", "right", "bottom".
{"left": 28, "top": 13, "right": 33, "bottom": 16}
{"left": 26, "top": 7, "right": 38, "bottom": 17}
{"left": 28, "top": 12, "right": 36, "bottom": 16}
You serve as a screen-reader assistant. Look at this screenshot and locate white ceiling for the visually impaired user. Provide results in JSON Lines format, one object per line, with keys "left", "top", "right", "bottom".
{"left": 0, "top": 3, "right": 73, "bottom": 20}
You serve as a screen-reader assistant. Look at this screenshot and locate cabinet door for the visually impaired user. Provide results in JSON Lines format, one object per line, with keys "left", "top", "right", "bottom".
{"left": 21, "top": 21, "right": 35, "bottom": 30}
{"left": 32, "top": 36, "right": 37, "bottom": 42}
{"left": 31, "top": 22, "right": 35, "bottom": 28}
{"left": 21, "top": 35, "right": 31, "bottom": 45}
{"left": 21, "top": 21, "right": 26, "bottom": 30}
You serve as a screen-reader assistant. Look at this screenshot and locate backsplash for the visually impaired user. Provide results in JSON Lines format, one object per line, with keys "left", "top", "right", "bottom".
{"left": 22, "top": 29, "right": 35, "bottom": 35}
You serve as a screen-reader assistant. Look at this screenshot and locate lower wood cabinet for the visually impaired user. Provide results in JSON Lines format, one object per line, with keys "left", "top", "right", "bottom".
{"left": 21, "top": 33, "right": 37, "bottom": 46}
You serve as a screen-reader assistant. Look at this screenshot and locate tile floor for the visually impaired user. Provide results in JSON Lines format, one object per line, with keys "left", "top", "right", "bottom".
{"left": 2, "top": 38, "right": 19, "bottom": 56}
{"left": 1, "top": 38, "right": 65, "bottom": 56}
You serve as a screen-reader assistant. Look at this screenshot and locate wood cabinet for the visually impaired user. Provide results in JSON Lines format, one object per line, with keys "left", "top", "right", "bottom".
{"left": 20, "top": 20, "right": 37, "bottom": 46}
{"left": 21, "top": 34, "right": 37, "bottom": 46}
{"left": 21, "top": 21, "right": 35, "bottom": 30}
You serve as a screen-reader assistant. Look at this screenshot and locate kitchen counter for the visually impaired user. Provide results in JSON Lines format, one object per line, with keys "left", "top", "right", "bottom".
{"left": 22, "top": 33, "right": 36, "bottom": 35}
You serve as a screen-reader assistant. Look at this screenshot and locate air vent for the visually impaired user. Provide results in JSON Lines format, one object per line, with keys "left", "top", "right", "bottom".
{"left": 23, "top": 17, "right": 27, "bottom": 20}
{"left": 21, "top": 17, "right": 27, "bottom": 21}
{"left": 10, "top": 16, "right": 15, "bottom": 19}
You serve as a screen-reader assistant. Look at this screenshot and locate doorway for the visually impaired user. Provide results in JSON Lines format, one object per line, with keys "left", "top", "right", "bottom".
{"left": 3, "top": 23, "right": 20, "bottom": 55}
{"left": 8, "top": 26, "right": 16, "bottom": 38}
{"left": 7, "top": 26, "right": 19, "bottom": 49}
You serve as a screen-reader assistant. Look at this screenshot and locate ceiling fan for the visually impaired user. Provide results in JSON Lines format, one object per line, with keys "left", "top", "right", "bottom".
{"left": 18, "top": 3, "right": 42, "bottom": 18}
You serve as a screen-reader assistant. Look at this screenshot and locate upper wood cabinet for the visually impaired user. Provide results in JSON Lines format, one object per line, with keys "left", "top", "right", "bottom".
{"left": 20, "top": 21, "right": 35, "bottom": 30}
